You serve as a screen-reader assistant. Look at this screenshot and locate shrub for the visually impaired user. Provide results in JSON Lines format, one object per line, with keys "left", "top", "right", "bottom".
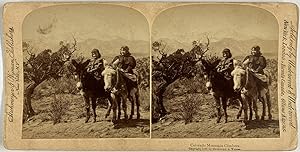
{"left": 178, "top": 95, "right": 201, "bottom": 124}
{"left": 48, "top": 94, "right": 70, "bottom": 125}
{"left": 139, "top": 88, "right": 150, "bottom": 111}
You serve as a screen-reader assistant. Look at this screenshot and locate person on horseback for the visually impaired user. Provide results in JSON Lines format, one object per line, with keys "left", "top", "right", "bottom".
{"left": 112, "top": 46, "right": 138, "bottom": 87}
{"left": 216, "top": 48, "right": 234, "bottom": 80}
{"left": 242, "top": 45, "right": 268, "bottom": 86}
{"left": 87, "top": 48, "right": 107, "bottom": 80}
{"left": 243, "top": 45, "right": 266, "bottom": 74}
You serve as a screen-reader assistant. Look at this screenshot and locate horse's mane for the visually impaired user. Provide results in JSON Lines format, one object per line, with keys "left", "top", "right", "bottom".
{"left": 101, "top": 65, "right": 117, "bottom": 76}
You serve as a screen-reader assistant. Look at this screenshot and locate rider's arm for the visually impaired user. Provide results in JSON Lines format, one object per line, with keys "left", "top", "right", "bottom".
{"left": 243, "top": 55, "right": 250, "bottom": 63}
{"left": 125, "top": 56, "right": 136, "bottom": 72}
{"left": 93, "top": 59, "right": 104, "bottom": 69}
{"left": 86, "top": 62, "right": 94, "bottom": 72}
{"left": 224, "top": 60, "right": 234, "bottom": 71}
{"left": 112, "top": 59, "right": 119, "bottom": 69}
{"left": 256, "top": 56, "right": 267, "bottom": 72}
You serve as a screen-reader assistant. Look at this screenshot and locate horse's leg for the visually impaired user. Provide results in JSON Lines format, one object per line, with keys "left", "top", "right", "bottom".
{"left": 241, "top": 94, "right": 248, "bottom": 122}
{"left": 117, "top": 96, "right": 121, "bottom": 120}
{"left": 266, "top": 90, "right": 272, "bottom": 120}
{"left": 105, "top": 98, "right": 112, "bottom": 118}
{"left": 222, "top": 97, "right": 228, "bottom": 123}
{"left": 252, "top": 96, "right": 259, "bottom": 120}
{"left": 248, "top": 96, "right": 253, "bottom": 121}
{"left": 136, "top": 90, "right": 141, "bottom": 120}
{"left": 215, "top": 96, "right": 222, "bottom": 123}
{"left": 122, "top": 94, "right": 128, "bottom": 120}
{"left": 91, "top": 97, "right": 97, "bottom": 123}
{"left": 128, "top": 94, "right": 134, "bottom": 120}
{"left": 260, "top": 96, "right": 266, "bottom": 120}
{"left": 110, "top": 95, "right": 117, "bottom": 124}
{"left": 237, "top": 96, "right": 243, "bottom": 119}
{"left": 84, "top": 96, "right": 90, "bottom": 123}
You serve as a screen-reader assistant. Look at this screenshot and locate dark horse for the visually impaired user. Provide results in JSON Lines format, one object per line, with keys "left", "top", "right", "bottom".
{"left": 200, "top": 59, "right": 241, "bottom": 123}
{"left": 71, "top": 59, "right": 113, "bottom": 123}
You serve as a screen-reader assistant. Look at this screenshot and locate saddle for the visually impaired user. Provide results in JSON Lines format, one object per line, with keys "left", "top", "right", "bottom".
{"left": 116, "top": 69, "right": 138, "bottom": 92}
{"left": 122, "top": 72, "right": 138, "bottom": 82}
{"left": 248, "top": 69, "right": 269, "bottom": 89}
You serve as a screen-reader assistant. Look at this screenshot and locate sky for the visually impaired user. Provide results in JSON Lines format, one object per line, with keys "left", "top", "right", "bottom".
{"left": 23, "top": 4, "right": 150, "bottom": 43}
{"left": 152, "top": 4, "right": 279, "bottom": 42}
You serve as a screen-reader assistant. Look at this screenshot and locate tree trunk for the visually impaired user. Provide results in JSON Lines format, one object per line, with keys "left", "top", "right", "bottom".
{"left": 155, "top": 81, "right": 171, "bottom": 117}
{"left": 23, "top": 82, "right": 39, "bottom": 121}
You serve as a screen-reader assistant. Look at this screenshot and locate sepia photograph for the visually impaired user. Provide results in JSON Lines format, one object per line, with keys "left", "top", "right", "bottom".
{"left": 21, "top": 4, "right": 150, "bottom": 138}
{"left": 2, "top": 2, "right": 298, "bottom": 151}
{"left": 151, "top": 4, "right": 280, "bottom": 138}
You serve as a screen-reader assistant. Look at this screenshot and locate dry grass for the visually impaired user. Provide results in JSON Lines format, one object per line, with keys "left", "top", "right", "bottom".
{"left": 48, "top": 94, "right": 70, "bottom": 125}
{"left": 177, "top": 95, "right": 201, "bottom": 124}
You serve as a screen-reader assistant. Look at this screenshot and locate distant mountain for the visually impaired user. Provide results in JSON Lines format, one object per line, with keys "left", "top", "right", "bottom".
{"left": 23, "top": 38, "right": 150, "bottom": 62}
{"left": 153, "top": 38, "right": 278, "bottom": 59}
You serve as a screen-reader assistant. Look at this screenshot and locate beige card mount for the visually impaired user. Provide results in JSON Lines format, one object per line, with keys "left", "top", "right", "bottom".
{"left": 2, "top": 2, "right": 298, "bottom": 151}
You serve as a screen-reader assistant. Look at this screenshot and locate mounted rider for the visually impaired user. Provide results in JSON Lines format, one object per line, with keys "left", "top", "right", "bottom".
{"left": 112, "top": 46, "right": 138, "bottom": 88}
{"left": 242, "top": 45, "right": 268, "bottom": 87}
{"left": 216, "top": 48, "right": 234, "bottom": 80}
{"left": 87, "top": 48, "right": 107, "bottom": 80}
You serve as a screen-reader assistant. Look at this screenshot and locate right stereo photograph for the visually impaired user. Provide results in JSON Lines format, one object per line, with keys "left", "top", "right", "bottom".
{"left": 151, "top": 4, "right": 279, "bottom": 138}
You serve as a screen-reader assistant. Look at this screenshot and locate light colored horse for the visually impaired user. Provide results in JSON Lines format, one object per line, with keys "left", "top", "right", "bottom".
{"left": 231, "top": 60, "right": 272, "bottom": 122}
{"left": 101, "top": 65, "right": 140, "bottom": 121}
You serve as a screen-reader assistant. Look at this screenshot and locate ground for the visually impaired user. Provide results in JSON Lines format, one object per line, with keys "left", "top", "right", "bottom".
{"left": 22, "top": 94, "right": 150, "bottom": 138}
{"left": 152, "top": 90, "right": 280, "bottom": 138}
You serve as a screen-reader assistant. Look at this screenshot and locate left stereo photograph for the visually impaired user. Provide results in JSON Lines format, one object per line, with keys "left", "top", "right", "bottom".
{"left": 21, "top": 4, "right": 150, "bottom": 139}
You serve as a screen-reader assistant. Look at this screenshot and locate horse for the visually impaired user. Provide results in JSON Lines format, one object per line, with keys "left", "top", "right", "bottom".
{"left": 201, "top": 59, "right": 242, "bottom": 123}
{"left": 231, "top": 62, "right": 272, "bottom": 122}
{"left": 101, "top": 65, "right": 141, "bottom": 121}
{"left": 71, "top": 59, "right": 116, "bottom": 123}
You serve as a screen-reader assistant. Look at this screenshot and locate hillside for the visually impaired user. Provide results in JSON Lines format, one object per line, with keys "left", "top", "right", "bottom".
{"left": 23, "top": 38, "right": 150, "bottom": 62}
{"left": 153, "top": 38, "right": 278, "bottom": 59}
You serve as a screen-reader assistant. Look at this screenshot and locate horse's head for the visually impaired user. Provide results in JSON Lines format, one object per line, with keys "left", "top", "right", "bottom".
{"left": 231, "top": 65, "right": 246, "bottom": 92}
{"left": 200, "top": 59, "right": 221, "bottom": 92}
{"left": 71, "top": 59, "right": 90, "bottom": 90}
{"left": 101, "top": 65, "right": 117, "bottom": 92}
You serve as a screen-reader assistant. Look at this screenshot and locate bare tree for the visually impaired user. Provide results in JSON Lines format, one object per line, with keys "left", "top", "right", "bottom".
{"left": 23, "top": 37, "right": 77, "bottom": 121}
{"left": 152, "top": 37, "right": 210, "bottom": 122}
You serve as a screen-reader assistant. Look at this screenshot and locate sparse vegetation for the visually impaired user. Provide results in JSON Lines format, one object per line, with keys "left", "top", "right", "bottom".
{"left": 48, "top": 94, "right": 70, "bottom": 125}
{"left": 178, "top": 95, "right": 201, "bottom": 124}
{"left": 23, "top": 38, "right": 77, "bottom": 121}
{"left": 152, "top": 39, "right": 210, "bottom": 121}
